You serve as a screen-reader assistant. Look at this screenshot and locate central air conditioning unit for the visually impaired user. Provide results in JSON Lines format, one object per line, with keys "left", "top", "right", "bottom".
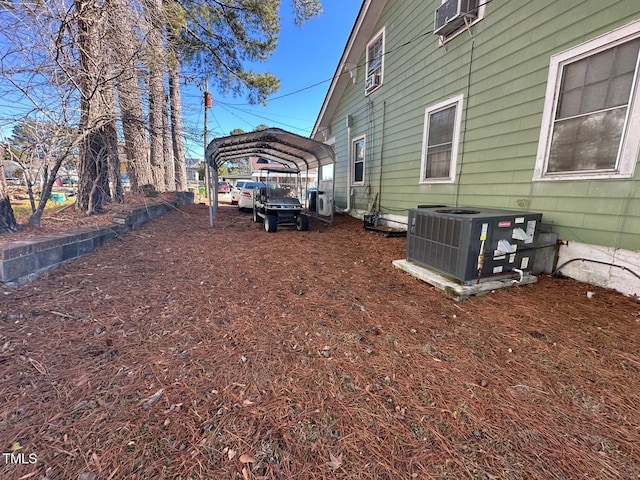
{"left": 434, "top": 0, "right": 478, "bottom": 36}
{"left": 406, "top": 207, "right": 543, "bottom": 285}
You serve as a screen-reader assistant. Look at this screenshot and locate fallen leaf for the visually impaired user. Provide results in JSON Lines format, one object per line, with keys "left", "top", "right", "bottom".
{"left": 28, "top": 357, "right": 48, "bottom": 375}
{"left": 227, "top": 448, "right": 236, "bottom": 460}
{"left": 327, "top": 452, "right": 343, "bottom": 469}
{"left": 91, "top": 451, "right": 101, "bottom": 472}
{"left": 240, "top": 453, "right": 256, "bottom": 464}
{"left": 141, "top": 388, "right": 164, "bottom": 410}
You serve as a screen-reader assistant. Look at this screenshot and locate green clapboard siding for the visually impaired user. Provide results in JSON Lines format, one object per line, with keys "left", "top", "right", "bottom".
{"left": 326, "top": 0, "right": 640, "bottom": 251}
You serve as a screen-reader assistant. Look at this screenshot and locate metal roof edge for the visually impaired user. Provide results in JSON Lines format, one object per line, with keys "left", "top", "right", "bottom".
{"left": 205, "top": 128, "right": 335, "bottom": 172}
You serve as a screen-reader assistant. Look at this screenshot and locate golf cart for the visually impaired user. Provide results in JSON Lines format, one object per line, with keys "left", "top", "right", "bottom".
{"left": 252, "top": 167, "right": 309, "bottom": 233}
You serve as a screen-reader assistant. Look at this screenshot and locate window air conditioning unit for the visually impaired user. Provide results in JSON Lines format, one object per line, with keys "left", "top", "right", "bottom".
{"left": 433, "top": 0, "right": 478, "bottom": 37}
{"left": 406, "top": 207, "right": 542, "bottom": 285}
{"left": 365, "top": 73, "right": 381, "bottom": 92}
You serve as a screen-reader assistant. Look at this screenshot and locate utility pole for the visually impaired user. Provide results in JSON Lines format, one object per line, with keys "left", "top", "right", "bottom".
{"left": 204, "top": 78, "right": 215, "bottom": 227}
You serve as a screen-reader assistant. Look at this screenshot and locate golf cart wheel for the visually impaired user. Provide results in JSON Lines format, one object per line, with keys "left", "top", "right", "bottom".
{"left": 296, "top": 214, "right": 309, "bottom": 231}
{"left": 264, "top": 214, "right": 278, "bottom": 233}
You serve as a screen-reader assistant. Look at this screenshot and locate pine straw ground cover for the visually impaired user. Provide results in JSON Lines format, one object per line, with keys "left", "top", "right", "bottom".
{"left": 1, "top": 201, "right": 639, "bottom": 480}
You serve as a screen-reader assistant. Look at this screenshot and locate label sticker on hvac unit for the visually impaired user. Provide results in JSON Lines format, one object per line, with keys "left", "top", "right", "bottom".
{"left": 521, "top": 257, "right": 530, "bottom": 269}
{"left": 515, "top": 217, "right": 525, "bottom": 224}
{"left": 480, "top": 223, "right": 488, "bottom": 241}
{"left": 493, "top": 266, "right": 504, "bottom": 273}
{"left": 498, "top": 221, "right": 511, "bottom": 228}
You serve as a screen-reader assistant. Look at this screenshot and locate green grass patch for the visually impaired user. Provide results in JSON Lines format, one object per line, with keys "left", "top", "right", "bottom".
{"left": 12, "top": 197, "right": 76, "bottom": 220}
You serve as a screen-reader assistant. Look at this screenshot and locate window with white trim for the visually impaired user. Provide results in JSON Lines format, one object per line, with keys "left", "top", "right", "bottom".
{"left": 420, "top": 94, "right": 464, "bottom": 183}
{"left": 534, "top": 21, "right": 640, "bottom": 181}
{"left": 352, "top": 136, "right": 365, "bottom": 185}
{"left": 365, "top": 28, "right": 384, "bottom": 95}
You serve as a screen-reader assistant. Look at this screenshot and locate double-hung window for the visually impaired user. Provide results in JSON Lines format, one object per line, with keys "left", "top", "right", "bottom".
{"left": 352, "top": 136, "right": 365, "bottom": 185}
{"left": 420, "top": 94, "right": 464, "bottom": 183}
{"left": 535, "top": 21, "right": 640, "bottom": 180}
{"left": 365, "top": 28, "right": 385, "bottom": 95}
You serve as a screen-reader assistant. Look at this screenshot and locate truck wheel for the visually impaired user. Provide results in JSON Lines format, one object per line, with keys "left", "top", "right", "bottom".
{"left": 296, "top": 214, "right": 309, "bottom": 231}
{"left": 265, "top": 214, "right": 278, "bottom": 233}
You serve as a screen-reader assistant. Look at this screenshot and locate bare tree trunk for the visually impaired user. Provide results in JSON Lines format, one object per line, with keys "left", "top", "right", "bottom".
{"left": 77, "top": 128, "right": 111, "bottom": 214}
{"left": 107, "top": 122, "right": 123, "bottom": 203}
{"left": 29, "top": 151, "right": 79, "bottom": 227}
{"left": 75, "top": 0, "right": 113, "bottom": 214}
{"left": 106, "top": 0, "right": 154, "bottom": 194}
{"left": 103, "top": 74, "right": 124, "bottom": 203}
{"left": 148, "top": 80, "right": 166, "bottom": 192}
{"left": 144, "top": 0, "right": 167, "bottom": 192}
{"left": 0, "top": 156, "right": 18, "bottom": 234}
{"left": 29, "top": 171, "right": 52, "bottom": 228}
{"left": 162, "top": 93, "right": 175, "bottom": 191}
{"left": 167, "top": 40, "right": 187, "bottom": 191}
{"left": 0, "top": 195, "right": 17, "bottom": 234}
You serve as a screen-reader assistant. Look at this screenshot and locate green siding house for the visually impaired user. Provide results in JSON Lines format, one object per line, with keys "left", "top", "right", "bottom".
{"left": 312, "top": 0, "right": 640, "bottom": 296}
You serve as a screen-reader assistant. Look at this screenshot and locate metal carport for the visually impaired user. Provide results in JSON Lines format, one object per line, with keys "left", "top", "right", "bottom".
{"left": 204, "top": 128, "right": 335, "bottom": 225}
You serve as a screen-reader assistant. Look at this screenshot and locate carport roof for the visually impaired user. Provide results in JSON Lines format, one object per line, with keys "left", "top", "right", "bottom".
{"left": 205, "top": 128, "right": 335, "bottom": 171}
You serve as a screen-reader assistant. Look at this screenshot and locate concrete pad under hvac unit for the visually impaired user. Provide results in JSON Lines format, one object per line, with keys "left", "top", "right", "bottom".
{"left": 392, "top": 259, "right": 538, "bottom": 302}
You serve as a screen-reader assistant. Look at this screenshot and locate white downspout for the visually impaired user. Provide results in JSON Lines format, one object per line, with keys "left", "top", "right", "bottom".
{"left": 337, "top": 115, "right": 352, "bottom": 213}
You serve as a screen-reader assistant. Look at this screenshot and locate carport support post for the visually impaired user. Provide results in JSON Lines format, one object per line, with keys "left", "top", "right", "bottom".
{"left": 206, "top": 162, "right": 214, "bottom": 227}
{"left": 212, "top": 167, "right": 218, "bottom": 218}
{"left": 205, "top": 163, "right": 218, "bottom": 227}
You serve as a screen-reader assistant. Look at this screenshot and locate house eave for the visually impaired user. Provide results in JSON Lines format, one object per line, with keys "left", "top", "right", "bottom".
{"left": 312, "top": 0, "right": 388, "bottom": 140}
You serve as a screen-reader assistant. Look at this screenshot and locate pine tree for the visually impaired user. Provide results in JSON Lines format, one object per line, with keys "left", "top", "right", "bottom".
{"left": 106, "top": 0, "right": 155, "bottom": 194}
{"left": 1, "top": 0, "right": 323, "bottom": 217}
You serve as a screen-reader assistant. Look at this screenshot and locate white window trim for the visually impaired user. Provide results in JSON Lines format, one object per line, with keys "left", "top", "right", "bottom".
{"left": 365, "top": 27, "right": 385, "bottom": 96}
{"left": 420, "top": 94, "right": 464, "bottom": 184}
{"left": 438, "top": 0, "right": 485, "bottom": 45}
{"left": 351, "top": 134, "right": 366, "bottom": 186}
{"left": 534, "top": 20, "right": 640, "bottom": 181}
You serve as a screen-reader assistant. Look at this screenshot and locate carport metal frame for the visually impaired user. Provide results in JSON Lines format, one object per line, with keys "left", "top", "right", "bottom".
{"left": 205, "top": 128, "right": 336, "bottom": 226}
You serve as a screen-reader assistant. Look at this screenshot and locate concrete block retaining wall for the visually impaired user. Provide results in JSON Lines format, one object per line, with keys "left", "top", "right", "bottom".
{"left": 0, "top": 197, "right": 185, "bottom": 286}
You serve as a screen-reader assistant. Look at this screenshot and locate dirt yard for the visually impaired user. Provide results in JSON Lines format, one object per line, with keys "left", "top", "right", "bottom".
{"left": 1, "top": 199, "right": 639, "bottom": 479}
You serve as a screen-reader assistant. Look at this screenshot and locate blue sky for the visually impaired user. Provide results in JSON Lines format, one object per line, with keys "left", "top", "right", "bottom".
{"left": 0, "top": 1, "right": 362, "bottom": 160}
{"left": 182, "top": 0, "right": 362, "bottom": 159}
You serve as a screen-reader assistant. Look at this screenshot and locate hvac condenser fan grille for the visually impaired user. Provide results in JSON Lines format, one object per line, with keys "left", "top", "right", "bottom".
{"left": 407, "top": 213, "right": 463, "bottom": 275}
